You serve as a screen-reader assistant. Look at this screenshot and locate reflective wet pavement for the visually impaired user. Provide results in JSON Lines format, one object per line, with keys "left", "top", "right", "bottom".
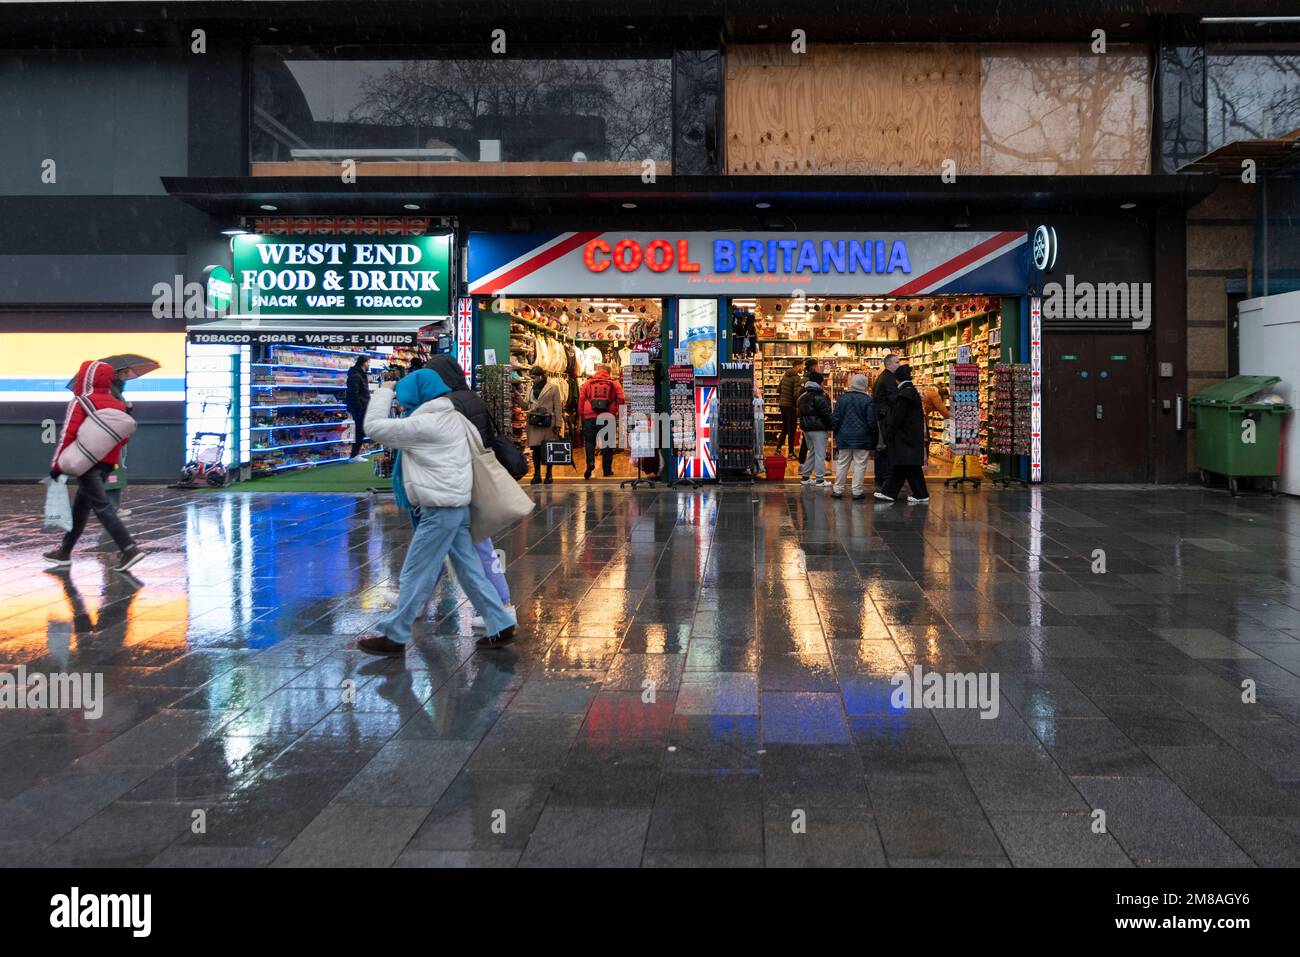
{"left": 2, "top": 483, "right": 1299, "bottom": 867}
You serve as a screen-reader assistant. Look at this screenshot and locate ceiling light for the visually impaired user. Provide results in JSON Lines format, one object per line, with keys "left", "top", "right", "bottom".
{"left": 221, "top": 228, "right": 248, "bottom": 236}
{"left": 755, "top": 202, "right": 771, "bottom": 209}
{"left": 621, "top": 202, "right": 637, "bottom": 209}
{"left": 1119, "top": 22, "right": 1130, "bottom": 28}
{"left": 260, "top": 204, "right": 278, "bottom": 212}
{"left": 403, "top": 203, "right": 421, "bottom": 211}
{"left": 1120, "top": 202, "right": 1136, "bottom": 209}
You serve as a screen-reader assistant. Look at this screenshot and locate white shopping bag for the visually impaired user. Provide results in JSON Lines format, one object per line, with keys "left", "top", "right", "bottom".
{"left": 42, "top": 475, "right": 73, "bottom": 532}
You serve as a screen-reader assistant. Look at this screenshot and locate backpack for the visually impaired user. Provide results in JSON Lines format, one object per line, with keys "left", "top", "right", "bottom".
{"left": 588, "top": 378, "right": 614, "bottom": 414}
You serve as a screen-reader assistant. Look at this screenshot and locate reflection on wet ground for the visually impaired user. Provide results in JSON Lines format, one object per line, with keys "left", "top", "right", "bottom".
{"left": 1, "top": 483, "right": 1299, "bottom": 866}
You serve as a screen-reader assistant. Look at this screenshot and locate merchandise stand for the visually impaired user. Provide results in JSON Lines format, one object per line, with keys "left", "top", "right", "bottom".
{"left": 715, "top": 362, "right": 758, "bottom": 486}
{"left": 668, "top": 363, "right": 703, "bottom": 488}
{"left": 990, "top": 363, "right": 1031, "bottom": 489}
{"left": 944, "top": 358, "right": 982, "bottom": 489}
{"left": 944, "top": 455, "right": 982, "bottom": 489}
{"left": 620, "top": 457, "right": 661, "bottom": 490}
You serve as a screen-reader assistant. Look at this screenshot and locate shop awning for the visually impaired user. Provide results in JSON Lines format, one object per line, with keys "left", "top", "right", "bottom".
{"left": 161, "top": 174, "right": 1219, "bottom": 223}
{"left": 186, "top": 317, "right": 447, "bottom": 347}
{"left": 1179, "top": 129, "right": 1300, "bottom": 175}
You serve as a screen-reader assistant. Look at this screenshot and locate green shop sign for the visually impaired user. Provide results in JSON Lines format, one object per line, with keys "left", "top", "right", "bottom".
{"left": 230, "top": 235, "right": 451, "bottom": 318}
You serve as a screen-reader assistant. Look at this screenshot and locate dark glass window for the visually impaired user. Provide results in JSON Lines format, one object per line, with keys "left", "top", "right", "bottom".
{"left": 1207, "top": 44, "right": 1300, "bottom": 149}
{"left": 252, "top": 47, "right": 673, "bottom": 171}
{"left": 1157, "top": 45, "right": 1206, "bottom": 172}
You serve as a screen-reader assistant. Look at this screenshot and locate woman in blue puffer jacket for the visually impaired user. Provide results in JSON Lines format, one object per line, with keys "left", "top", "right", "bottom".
{"left": 830, "top": 373, "right": 878, "bottom": 500}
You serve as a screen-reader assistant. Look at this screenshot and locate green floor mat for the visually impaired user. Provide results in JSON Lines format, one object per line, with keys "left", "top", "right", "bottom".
{"left": 203, "top": 460, "right": 386, "bottom": 493}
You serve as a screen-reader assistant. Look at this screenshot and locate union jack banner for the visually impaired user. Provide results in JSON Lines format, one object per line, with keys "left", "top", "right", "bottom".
{"left": 456, "top": 297, "right": 474, "bottom": 376}
{"left": 681, "top": 384, "right": 716, "bottom": 479}
{"left": 252, "top": 216, "right": 429, "bottom": 236}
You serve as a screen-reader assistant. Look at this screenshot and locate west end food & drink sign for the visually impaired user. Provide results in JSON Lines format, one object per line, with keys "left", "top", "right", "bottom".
{"left": 230, "top": 235, "right": 451, "bottom": 317}
{"left": 467, "top": 231, "right": 1030, "bottom": 296}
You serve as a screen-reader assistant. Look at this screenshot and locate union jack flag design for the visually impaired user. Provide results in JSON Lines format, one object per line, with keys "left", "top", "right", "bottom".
{"left": 681, "top": 385, "right": 716, "bottom": 479}
{"left": 456, "top": 297, "right": 474, "bottom": 377}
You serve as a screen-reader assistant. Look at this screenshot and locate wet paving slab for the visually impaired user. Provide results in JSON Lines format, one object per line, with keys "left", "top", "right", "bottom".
{"left": 1, "top": 482, "right": 1298, "bottom": 867}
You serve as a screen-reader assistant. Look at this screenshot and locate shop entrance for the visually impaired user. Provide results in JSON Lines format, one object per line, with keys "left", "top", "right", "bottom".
{"left": 477, "top": 297, "right": 664, "bottom": 482}
{"left": 737, "top": 295, "right": 1012, "bottom": 481}
{"left": 1044, "top": 334, "right": 1151, "bottom": 482}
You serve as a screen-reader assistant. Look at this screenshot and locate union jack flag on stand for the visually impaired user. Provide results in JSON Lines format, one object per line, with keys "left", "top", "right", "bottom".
{"left": 681, "top": 384, "right": 717, "bottom": 480}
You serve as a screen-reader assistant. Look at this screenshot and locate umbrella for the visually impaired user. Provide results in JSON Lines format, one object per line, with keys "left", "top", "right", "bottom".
{"left": 65, "top": 354, "right": 161, "bottom": 391}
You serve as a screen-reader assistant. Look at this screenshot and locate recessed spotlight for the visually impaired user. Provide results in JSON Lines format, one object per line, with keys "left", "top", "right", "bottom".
{"left": 403, "top": 203, "right": 421, "bottom": 211}
{"left": 260, "top": 204, "right": 278, "bottom": 211}
{"left": 267, "top": 26, "right": 279, "bottom": 33}
{"left": 755, "top": 202, "right": 771, "bottom": 209}
{"left": 1119, "top": 22, "right": 1130, "bottom": 28}
{"left": 221, "top": 228, "right": 248, "bottom": 236}
{"left": 625, "top": 23, "right": 636, "bottom": 30}
{"left": 758, "top": 24, "right": 769, "bottom": 30}
{"left": 1120, "top": 202, "right": 1136, "bottom": 209}
{"left": 621, "top": 202, "right": 637, "bottom": 209}
{"left": 132, "top": 27, "right": 145, "bottom": 34}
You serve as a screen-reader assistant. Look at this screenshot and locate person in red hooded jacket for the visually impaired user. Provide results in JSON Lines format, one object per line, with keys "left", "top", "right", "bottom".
{"left": 44, "top": 360, "right": 143, "bottom": 572}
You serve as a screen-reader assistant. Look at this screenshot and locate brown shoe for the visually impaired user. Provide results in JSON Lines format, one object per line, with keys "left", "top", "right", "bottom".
{"left": 357, "top": 633, "right": 406, "bottom": 656}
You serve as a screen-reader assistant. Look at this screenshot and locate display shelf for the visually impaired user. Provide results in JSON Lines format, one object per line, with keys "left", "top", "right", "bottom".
{"left": 251, "top": 438, "right": 350, "bottom": 453}
{"left": 260, "top": 455, "right": 353, "bottom": 473}
{"left": 251, "top": 384, "right": 348, "bottom": 390}
{"left": 250, "top": 403, "right": 347, "bottom": 411}
{"left": 251, "top": 422, "right": 349, "bottom": 431}
{"left": 252, "top": 362, "right": 348, "bottom": 371}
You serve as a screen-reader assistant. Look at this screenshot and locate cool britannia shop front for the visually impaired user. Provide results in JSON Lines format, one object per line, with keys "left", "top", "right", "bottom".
{"left": 184, "top": 231, "right": 454, "bottom": 488}
{"left": 466, "top": 230, "right": 1041, "bottom": 485}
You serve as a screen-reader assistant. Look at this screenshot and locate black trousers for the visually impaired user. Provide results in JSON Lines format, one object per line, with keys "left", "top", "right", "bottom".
{"left": 882, "top": 464, "right": 928, "bottom": 500}
{"left": 348, "top": 404, "right": 368, "bottom": 457}
{"left": 582, "top": 419, "right": 613, "bottom": 475}
{"left": 530, "top": 444, "right": 553, "bottom": 480}
{"left": 62, "top": 463, "right": 133, "bottom": 553}
{"left": 875, "top": 445, "right": 892, "bottom": 488}
{"left": 776, "top": 406, "right": 798, "bottom": 454}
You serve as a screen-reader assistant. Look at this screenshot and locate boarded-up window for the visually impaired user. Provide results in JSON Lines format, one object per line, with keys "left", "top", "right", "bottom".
{"left": 725, "top": 43, "right": 1151, "bottom": 175}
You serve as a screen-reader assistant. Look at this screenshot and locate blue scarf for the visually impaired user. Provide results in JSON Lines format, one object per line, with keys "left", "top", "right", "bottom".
{"left": 390, "top": 369, "right": 451, "bottom": 511}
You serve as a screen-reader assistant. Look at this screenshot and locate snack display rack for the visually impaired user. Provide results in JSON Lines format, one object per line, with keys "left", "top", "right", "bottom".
{"left": 249, "top": 344, "right": 386, "bottom": 474}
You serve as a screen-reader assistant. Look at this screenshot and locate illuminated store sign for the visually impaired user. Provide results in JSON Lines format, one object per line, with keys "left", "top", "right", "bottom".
{"left": 468, "top": 231, "right": 1030, "bottom": 296}
{"left": 230, "top": 235, "right": 451, "bottom": 318}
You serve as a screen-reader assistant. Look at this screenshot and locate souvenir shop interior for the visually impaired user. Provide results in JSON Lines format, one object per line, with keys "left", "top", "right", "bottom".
{"left": 477, "top": 297, "right": 665, "bottom": 481}
{"left": 731, "top": 295, "right": 1031, "bottom": 479}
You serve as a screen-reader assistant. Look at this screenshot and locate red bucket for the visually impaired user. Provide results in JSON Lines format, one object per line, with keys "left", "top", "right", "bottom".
{"left": 764, "top": 455, "right": 788, "bottom": 481}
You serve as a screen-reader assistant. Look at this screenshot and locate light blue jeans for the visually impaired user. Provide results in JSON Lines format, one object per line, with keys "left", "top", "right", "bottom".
{"left": 433, "top": 535, "right": 511, "bottom": 605}
{"left": 379, "top": 506, "right": 517, "bottom": 644}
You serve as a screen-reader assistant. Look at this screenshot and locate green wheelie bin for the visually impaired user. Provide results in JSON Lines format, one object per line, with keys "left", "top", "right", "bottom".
{"left": 1190, "top": 375, "right": 1292, "bottom": 496}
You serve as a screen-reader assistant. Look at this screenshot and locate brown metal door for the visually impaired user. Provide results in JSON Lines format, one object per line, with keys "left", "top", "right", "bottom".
{"left": 1091, "top": 337, "right": 1150, "bottom": 482}
{"left": 1044, "top": 336, "right": 1101, "bottom": 482}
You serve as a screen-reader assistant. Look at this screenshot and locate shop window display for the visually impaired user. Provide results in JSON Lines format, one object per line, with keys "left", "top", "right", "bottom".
{"left": 486, "top": 297, "right": 664, "bottom": 481}
{"left": 738, "top": 296, "right": 1003, "bottom": 479}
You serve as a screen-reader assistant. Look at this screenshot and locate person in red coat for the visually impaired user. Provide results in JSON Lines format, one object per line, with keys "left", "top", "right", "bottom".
{"left": 578, "top": 364, "right": 625, "bottom": 479}
{"left": 44, "top": 360, "right": 143, "bottom": 572}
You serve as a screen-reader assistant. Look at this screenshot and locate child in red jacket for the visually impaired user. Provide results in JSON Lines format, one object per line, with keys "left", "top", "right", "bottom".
{"left": 44, "top": 360, "right": 143, "bottom": 572}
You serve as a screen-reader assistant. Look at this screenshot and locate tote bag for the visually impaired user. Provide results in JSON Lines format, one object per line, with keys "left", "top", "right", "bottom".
{"left": 55, "top": 396, "right": 137, "bottom": 477}
{"left": 457, "top": 416, "right": 535, "bottom": 542}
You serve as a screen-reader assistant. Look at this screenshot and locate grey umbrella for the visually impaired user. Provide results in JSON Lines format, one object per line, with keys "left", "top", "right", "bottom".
{"left": 65, "top": 354, "right": 161, "bottom": 390}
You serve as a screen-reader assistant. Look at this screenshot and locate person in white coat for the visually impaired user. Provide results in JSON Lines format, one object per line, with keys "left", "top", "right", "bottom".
{"left": 355, "top": 369, "right": 518, "bottom": 655}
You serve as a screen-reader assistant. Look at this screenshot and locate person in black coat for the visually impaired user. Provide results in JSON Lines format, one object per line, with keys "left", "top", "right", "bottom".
{"left": 872, "top": 353, "right": 901, "bottom": 488}
{"left": 346, "top": 355, "right": 372, "bottom": 460}
{"left": 427, "top": 354, "right": 493, "bottom": 446}
{"left": 874, "top": 364, "right": 930, "bottom": 504}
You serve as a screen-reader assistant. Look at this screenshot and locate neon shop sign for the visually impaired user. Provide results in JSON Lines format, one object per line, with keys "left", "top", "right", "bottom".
{"left": 583, "top": 237, "right": 913, "bottom": 276}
